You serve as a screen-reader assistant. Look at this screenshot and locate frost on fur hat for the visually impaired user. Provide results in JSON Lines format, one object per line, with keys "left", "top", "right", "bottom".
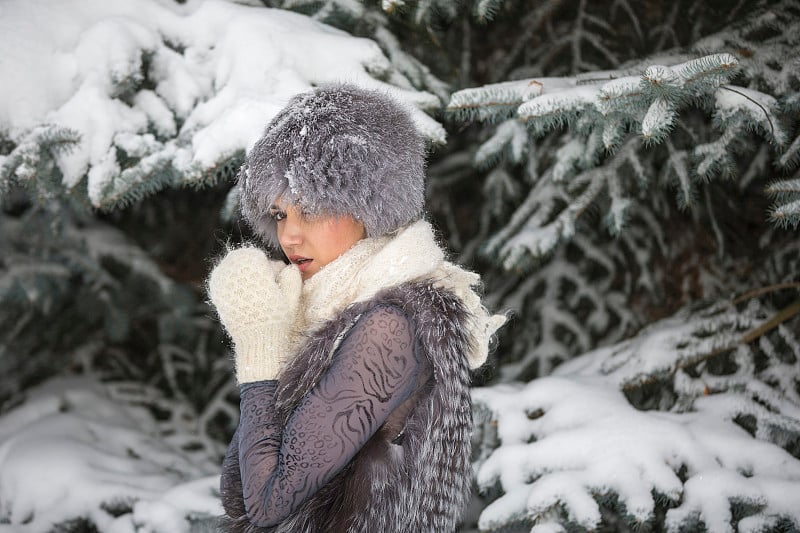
{"left": 240, "top": 83, "right": 426, "bottom": 247}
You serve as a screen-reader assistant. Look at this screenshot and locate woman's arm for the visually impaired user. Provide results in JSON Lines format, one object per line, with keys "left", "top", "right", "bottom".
{"left": 231, "top": 304, "right": 426, "bottom": 527}
{"left": 219, "top": 428, "right": 245, "bottom": 520}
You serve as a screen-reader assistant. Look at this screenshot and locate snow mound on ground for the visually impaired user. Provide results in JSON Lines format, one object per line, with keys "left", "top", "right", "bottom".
{"left": 472, "top": 300, "right": 800, "bottom": 531}
{"left": 0, "top": 377, "right": 222, "bottom": 533}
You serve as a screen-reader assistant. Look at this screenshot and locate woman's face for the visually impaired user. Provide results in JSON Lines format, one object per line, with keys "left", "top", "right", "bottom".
{"left": 271, "top": 199, "right": 366, "bottom": 281}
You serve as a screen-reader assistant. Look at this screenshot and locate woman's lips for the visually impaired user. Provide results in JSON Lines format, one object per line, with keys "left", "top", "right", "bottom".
{"left": 289, "top": 255, "right": 312, "bottom": 273}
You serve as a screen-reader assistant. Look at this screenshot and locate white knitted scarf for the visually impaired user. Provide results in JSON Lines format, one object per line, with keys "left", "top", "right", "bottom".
{"left": 299, "top": 220, "right": 506, "bottom": 369}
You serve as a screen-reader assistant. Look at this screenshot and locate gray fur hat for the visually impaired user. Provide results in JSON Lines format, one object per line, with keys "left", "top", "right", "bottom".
{"left": 240, "top": 83, "right": 426, "bottom": 247}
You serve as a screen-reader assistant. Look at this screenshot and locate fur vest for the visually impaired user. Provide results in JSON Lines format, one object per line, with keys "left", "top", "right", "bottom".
{"left": 219, "top": 279, "right": 474, "bottom": 533}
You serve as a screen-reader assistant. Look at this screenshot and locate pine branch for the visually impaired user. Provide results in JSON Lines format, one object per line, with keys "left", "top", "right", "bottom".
{"left": 641, "top": 98, "right": 678, "bottom": 145}
{"left": 675, "top": 53, "right": 739, "bottom": 92}
{"left": 474, "top": 119, "right": 530, "bottom": 170}
{"left": 766, "top": 177, "right": 800, "bottom": 199}
{"left": 518, "top": 86, "right": 598, "bottom": 136}
{"left": 740, "top": 300, "right": 800, "bottom": 346}
{"left": 769, "top": 198, "right": 800, "bottom": 228}
{"left": 447, "top": 79, "right": 545, "bottom": 123}
{"left": 732, "top": 282, "right": 800, "bottom": 305}
{"left": 622, "top": 299, "right": 800, "bottom": 393}
{"left": 473, "top": 0, "right": 505, "bottom": 23}
{"left": 778, "top": 135, "right": 800, "bottom": 170}
{"left": 1, "top": 125, "right": 81, "bottom": 185}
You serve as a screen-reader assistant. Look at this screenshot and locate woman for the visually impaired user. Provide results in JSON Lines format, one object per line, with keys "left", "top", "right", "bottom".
{"left": 208, "top": 84, "right": 505, "bottom": 533}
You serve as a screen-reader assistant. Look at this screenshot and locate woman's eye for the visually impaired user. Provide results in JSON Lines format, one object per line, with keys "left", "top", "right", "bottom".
{"left": 269, "top": 210, "right": 286, "bottom": 222}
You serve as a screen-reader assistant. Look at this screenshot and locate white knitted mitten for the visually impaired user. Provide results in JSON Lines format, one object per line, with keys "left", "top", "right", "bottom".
{"left": 208, "top": 247, "right": 302, "bottom": 383}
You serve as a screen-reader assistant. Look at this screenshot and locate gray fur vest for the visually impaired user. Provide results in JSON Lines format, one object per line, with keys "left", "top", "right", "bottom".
{"left": 219, "top": 280, "right": 475, "bottom": 533}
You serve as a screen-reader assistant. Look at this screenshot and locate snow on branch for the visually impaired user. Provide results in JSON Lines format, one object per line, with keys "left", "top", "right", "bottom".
{"left": 484, "top": 137, "right": 640, "bottom": 270}
{"left": 473, "top": 295, "right": 800, "bottom": 531}
{"left": 269, "top": 0, "right": 451, "bottom": 102}
{"left": 0, "top": 0, "right": 444, "bottom": 211}
{"left": 485, "top": 231, "right": 644, "bottom": 382}
{"left": 0, "top": 377, "right": 222, "bottom": 532}
{"left": 692, "top": 0, "right": 800, "bottom": 97}
{"left": 672, "top": 53, "right": 739, "bottom": 94}
{"left": 596, "top": 75, "right": 649, "bottom": 119}
{"left": 381, "top": 0, "right": 406, "bottom": 14}
{"left": 451, "top": 41, "right": 799, "bottom": 271}
{"left": 714, "top": 86, "right": 788, "bottom": 147}
{"left": 379, "top": 0, "right": 508, "bottom": 28}
{"left": 473, "top": 119, "right": 530, "bottom": 170}
{"left": 0, "top": 125, "right": 81, "bottom": 202}
{"left": 640, "top": 97, "right": 678, "bottom": 145}
{"left": 767, "top": 175, "right": 800, "bottom": 228}
{"left": 447, "top": 79, "right": 546, "bottom": 123}
{"left": 779, "top": 134, "right": 800, "bottom": 170}
{"left": 448, "top": 53, "right": 739, "bottom": 144}
{"left": 473, "top": 374, "right": 800, "bottom": 531}
{"left": 473, "top": 0, "right": 507, "bottom": 23}
{"left": 641, "top": 64, "right": 683, "bottom": 101}
{"left": 0, "top": 207, "right": 234, "bottom": 418}
{"left": 518, "top": 86, "right": 599, "bottom": 137}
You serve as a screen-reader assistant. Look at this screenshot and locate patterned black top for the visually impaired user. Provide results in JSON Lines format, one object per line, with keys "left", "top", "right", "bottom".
{"left": 221, "top": 304, "right": 433, "bottom": 527}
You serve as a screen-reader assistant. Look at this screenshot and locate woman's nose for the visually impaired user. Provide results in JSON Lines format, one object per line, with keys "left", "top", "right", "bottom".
{"left": 278, "top": 213, "right": 302, "bottom": 248}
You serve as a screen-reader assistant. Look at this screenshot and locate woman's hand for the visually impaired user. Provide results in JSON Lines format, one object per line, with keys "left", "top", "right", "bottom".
{"left": 208, "top": 247, "right": 302, "bottom": 383}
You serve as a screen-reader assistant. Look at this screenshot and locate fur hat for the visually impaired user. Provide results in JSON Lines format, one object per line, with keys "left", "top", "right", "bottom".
{"left": 240, "top": 83, "right": 426, "bottom": 247}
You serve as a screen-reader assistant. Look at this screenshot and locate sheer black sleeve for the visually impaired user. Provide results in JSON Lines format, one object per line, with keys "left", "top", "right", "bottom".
{"left": 219, "top": 427, "right": 245, "bottom": 519}
{"left": 229, "top": 304, "right": 423, "bottom": 527}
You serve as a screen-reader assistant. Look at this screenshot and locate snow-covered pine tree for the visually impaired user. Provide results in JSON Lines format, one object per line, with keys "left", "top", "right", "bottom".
{"left": 0, "top": 0, "right": 445, "bottom": 213}
{"left": 3, "top": 0, "right": 800, "bottom": 531}
{"left": 0, "top": 376, "right": 226, "bottom": 531}
{"left": 438, "top": 0, "right": 800, "bottom": 379}
{"left": 0, "top": 0, "right": 445, "bottom": 388}
{"left": 0, "top": 2, "right": 448, "bottom": 530}
{"left": 444, "top": 0, "right": 800, "bottom": 530}
{"left": 256, "top": 0, "right": 453, "bottom": 102}
{"left": 472, "top": 241, "right": 800, "bottom": 531}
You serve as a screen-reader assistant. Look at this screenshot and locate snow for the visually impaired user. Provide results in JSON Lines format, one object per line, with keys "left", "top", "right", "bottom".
{"left": 0, "top": 5, "right": 451, "bottom": 520}
{"left": 642, "top": 64, "right": 681, "bottom": 88}
{"left": 473, "top": 374, "right": 800, "bottom": 531}
{"left": 714, "top": 85, "right": 787, "bottom": 145}
{"left": 554, "top": 302, "right": 749, "bottom": 388}
{"left": 596, "top": 75, "right": 644, "bottom": 116}
{"left": 473, "top": 119, "right": 529, "bottom": 168}
{"left": 0, "top": 0, "right": 444, "bottom": 208}
{"left": 0, "top": 377, "right": 221, "bottom": 532}
{"left": 2, "top": 3, "right": 798, "bottom": 532}
{"left": 552, "top": 137, "right": 585, "bottom": 182}
{"left": 449, "top": 78, "right": 547, "bottom": 110}
{"left": 641, "top": 97, "right": 676, "bottom": 141}
{"left": 473, "top": 297, "right": 800, "bottom": 531}
{"left": 452, "top": 54, "right": 740, "bottom": 145}
{"left": 382, "top": 0, "right": 406, "bottom": 11}
{"left": 516, "top": 85, "right": 598, "bottom": 122}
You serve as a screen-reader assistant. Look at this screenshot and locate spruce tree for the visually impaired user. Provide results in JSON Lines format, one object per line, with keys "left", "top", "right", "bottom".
{"left": 442, "top": 0, "right": 800, "bottom": 530}
{"left": 0, "top": 2, "right": 445, "bottom": 529}
{"left": 1, "top": 0, "right": 799, "bottom": 531}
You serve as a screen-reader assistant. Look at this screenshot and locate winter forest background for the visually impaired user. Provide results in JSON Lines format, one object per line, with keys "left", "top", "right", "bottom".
{"left": 1, "top": 0, "right": 799, "bottom": 531}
